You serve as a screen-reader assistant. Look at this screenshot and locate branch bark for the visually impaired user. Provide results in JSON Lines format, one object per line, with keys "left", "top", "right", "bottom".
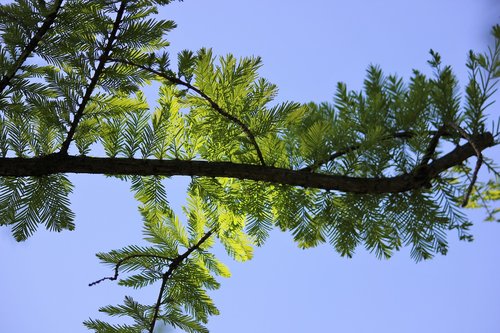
{"left": 0, "top": 132, "right": 494, "bottom": 194}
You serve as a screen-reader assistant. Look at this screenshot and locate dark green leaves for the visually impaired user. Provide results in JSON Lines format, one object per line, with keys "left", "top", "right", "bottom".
{"left": 178, "top": 50, "right": 197, "bottom": 82}
{"left": 464, "top": 25, "right": 500, "bottom": 135}
{"left": 0, "top": 175, "right": 74, "bottom": 241}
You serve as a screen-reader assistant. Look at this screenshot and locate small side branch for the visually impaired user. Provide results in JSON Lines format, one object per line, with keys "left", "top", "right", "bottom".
{"left": 446, "top": 121, "right": 484, "bottom": 207}
{"left": 112, "top": 58, "right": 267, "bottom": 166}
{"left": 149, "top": 229, "right": 215, "bottom": 333}
{"left": 301, "top": 131, "right": 415, "bottom": 172}
{"left": 418, "top": 126, "right": 447, "bottom": 167}
{"left": 88, "top": 229, "right": 215, "bottom": 332}
{"left": 88, "top": 254, "right": 174, "bottom": 286}
{"left": 0, "top": 0, "right": 64, "bottom": 94}
{"left": 149, "top": 273, "right": 169, "bottom": 333}
{"left": 58, "top": 0, "right": 127, "bottom": 155}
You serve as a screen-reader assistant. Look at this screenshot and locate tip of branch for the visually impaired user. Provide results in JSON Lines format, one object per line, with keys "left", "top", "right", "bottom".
{"left": 88, "top": 276, "right": 116, "bottom": 287}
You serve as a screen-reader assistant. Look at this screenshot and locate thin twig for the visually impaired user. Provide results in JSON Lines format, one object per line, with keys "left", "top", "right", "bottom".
{"left": 419, "top": 125, "right": 447, "bottom": 167}
{"left": 58, "top": 0, "right": 127, "bottom": 155}
{"left": 459, "top": 164, "right": 495, "bottom": 218}
{"left": 446, "top": 122, "right": 482, "bottom": 158}
{"left": 111, "top": 58, "right": 267, "bottom": 166}
{"left": 0, "top": 0, "right": 64, "bottom": 94}
{"left": 446, "top": 121, "right": 483, "bottom": 207}
{"left": 88, "top": 254, "right": 174, "bottom": 286}
{"left": 302, "top": 130, "right": 424, "bottom": 172}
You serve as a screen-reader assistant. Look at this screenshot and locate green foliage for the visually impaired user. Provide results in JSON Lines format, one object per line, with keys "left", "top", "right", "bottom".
{"left": 0, "top": 175, "right": 74, "bottom": 241}
{"left": 86, "top": 183, "right": 233, "bottom": 333}
{"left": 0, "top": 1, "right": 499, "bottom": 332}
{"left": 464, "top": 25, "right": 500, "bottom": 135}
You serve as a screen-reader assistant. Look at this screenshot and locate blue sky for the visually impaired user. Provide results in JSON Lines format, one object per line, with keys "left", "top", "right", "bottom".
{"left": 1, "top": 1, "right": 500, "bottom": 332}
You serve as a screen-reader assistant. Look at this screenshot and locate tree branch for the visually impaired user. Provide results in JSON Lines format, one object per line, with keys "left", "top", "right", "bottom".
{"left": 0, "top": 0, "right": 64, "bottom": 94}
{"left": 300, "top": 129, "right": 463, "bottom": 172}
{"left": 0, "top": 132, "right": 494, "bottom": 194}
{"left": 87, "top": 229, "right": 215, "bottom": 332}
{"left": 111, "top": 58, "right": 267, "bottom": 166}
{"left": 301, "top": 131, "right": 415, "bottom": 172}
{"left": 149, "top": 229, "right": 214, "bottom": 333}
{"left": 58, "top": 0, "right": 127, "bottom": 155}
{"left": 149, "top": 271, "right": 169, "bottom": 333}
{"left": 418, "top": 125, "right": 447, "bottom": 167}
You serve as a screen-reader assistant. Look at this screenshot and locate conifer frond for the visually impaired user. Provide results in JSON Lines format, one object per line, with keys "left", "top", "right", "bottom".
{"left": 0, "top": 1, "right": 499, "bottom": 331}
{"left": 0, "top": 175, "right": 74, "bottom": 241}
{"left": 84, "top": 318, "right": 142, "bottom": 333}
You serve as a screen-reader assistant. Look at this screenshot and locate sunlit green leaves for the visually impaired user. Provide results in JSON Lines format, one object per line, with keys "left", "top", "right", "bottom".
{"left": 186, "top": 49, "right": 290, "bottom": 164}
{"left": 463, "top": 176, "right": 500, "bottom": 223}
{"left": 96, "top": 92, "right": 152, "bottom": 158}
{"left": 90, "top": 183, "right": 237, "bottom": 332}
{"left": 187, "top": 180, "right": 254, "bottom": 261}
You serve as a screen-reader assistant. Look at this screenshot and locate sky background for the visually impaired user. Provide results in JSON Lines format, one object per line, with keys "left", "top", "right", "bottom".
{"left": 1, "top": 1, "right": 500, "bottom": 332}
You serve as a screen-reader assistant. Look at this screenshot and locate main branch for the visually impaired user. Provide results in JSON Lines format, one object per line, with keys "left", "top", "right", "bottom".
{"left": 0, "top": 132, "right": 494, "bottom": 194}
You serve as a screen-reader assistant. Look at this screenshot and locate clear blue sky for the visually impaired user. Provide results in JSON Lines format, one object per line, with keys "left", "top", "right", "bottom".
{"left": 1, "top": 1, "right": 499, "bottom": 332}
